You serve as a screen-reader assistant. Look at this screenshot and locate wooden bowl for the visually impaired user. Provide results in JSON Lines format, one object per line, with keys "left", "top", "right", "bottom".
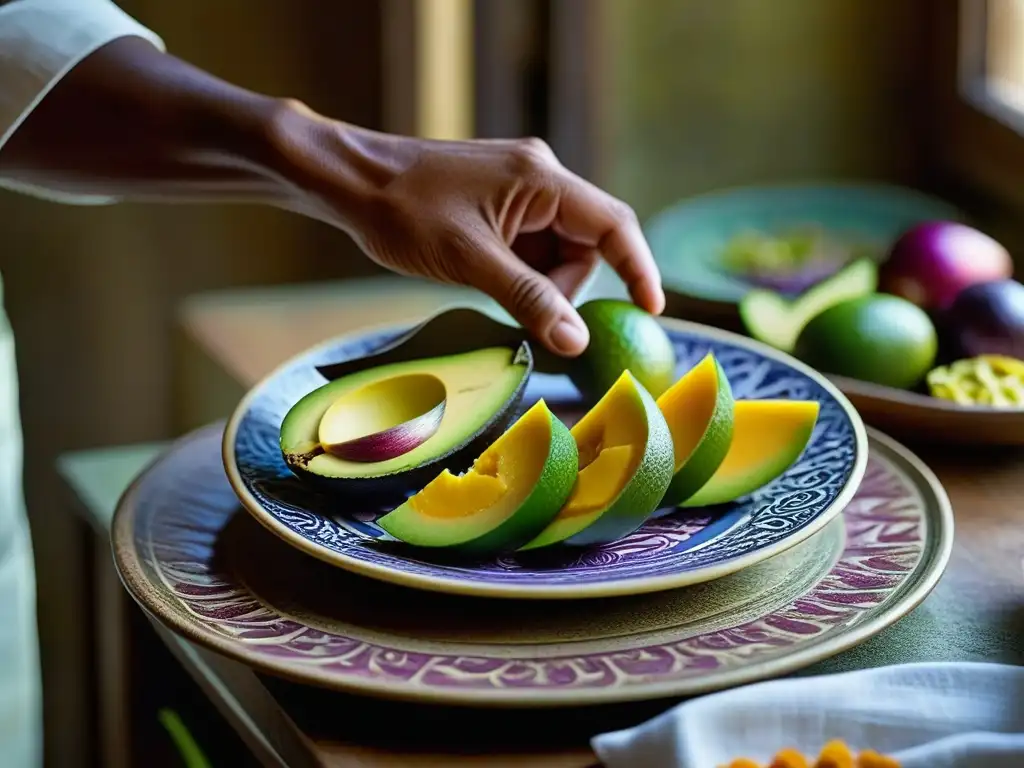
{"left": 826, "top": 374, "right": 1024, "bottom": 445}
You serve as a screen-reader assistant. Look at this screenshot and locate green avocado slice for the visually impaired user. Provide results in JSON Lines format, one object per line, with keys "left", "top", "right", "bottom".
{"left": 376, "top": 400, "right": 578, "bottom": 556}
{"left": 280, "top": 345, "right": 532, "bottom": 502}
{"left": 738, "top": 257, "right": 878, "bottom": 353}
{"left": 519, "top": 371, "right": 675, "bottom": 550}
{"left": 680, "top": 399, "right": 819, "bottom": 507}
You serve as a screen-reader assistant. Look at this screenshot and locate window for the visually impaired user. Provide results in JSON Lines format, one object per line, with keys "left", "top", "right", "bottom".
{"left": 934, "top": 0, "right": 1024, "bottom": 209}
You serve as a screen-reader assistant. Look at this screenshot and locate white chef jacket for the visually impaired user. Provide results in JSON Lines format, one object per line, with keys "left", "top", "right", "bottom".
{"left": 0, "top": 2, "right": 165, "bottom": 765}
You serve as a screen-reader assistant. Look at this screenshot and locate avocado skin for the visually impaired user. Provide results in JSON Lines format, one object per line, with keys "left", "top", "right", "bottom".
{"left": 564, "top": 375, "right": 675, "bottom": 547}
{"left": 282, "top": 342, "right": 534, "bottom": 507}
{"left": 315, "top": 307, "right": 564, "bottom": 381}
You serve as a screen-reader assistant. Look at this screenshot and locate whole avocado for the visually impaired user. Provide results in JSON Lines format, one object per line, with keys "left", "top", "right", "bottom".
{"left": 794, "top": 294, "right": 938, "bottom": 390}
{"left": 570, "top": 299, "right": 676, "bottom": 402}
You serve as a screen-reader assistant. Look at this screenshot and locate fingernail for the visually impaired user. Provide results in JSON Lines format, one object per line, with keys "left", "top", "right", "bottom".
{"left": 551, "top": 319, "right": 588, "bottom": 355}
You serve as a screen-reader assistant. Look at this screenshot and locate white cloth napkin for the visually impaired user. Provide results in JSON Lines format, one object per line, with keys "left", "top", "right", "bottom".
{"left": 592, "top": 663, "right": 1024, "bottom": 767}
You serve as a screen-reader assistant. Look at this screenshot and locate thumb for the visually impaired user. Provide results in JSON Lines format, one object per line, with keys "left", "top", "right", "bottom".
{"left": 469, "top": 239, "right": 590, "bottom": 357}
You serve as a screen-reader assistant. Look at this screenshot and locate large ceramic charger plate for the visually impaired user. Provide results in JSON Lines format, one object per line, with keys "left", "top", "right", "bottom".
{"left": 222, "top": 314, "right": 868, "bottom": 600}
{"left": 114, "top": 423, "right": 951, "bottom": 707}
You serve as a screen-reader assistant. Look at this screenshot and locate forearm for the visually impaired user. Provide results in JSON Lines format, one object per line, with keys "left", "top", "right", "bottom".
{"left": 0, "top": 36, "right": 292, "bottom": 203}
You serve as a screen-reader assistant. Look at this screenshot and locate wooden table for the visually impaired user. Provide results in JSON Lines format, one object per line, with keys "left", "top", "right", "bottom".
{"left": 61, "top": 274, "right": 1024, "bottom": 767}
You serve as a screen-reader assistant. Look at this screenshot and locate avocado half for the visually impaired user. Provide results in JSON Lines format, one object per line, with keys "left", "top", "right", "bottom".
{"left": 280, "top": 340, "right": 534, "bottom": 504}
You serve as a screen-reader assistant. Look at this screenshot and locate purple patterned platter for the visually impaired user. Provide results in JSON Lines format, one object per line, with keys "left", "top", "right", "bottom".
{"left": 115, "top": 423, "right": 951, "bottom": 707}
{"left": 223, "top": 315, "right": 868, "bottom": 599}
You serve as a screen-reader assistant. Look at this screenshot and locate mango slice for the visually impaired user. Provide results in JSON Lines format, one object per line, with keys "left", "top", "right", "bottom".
{"left": 681, "top": 399, "right": 819, "bottom": 507}
{"left": 657, "top": 353, "right": 735, "bottom": 506}
{"left": 519, "top": 371, "right": 675, "bottom": 550}
{"left": 376, "top": 400, "right": 577, "bottom": 555}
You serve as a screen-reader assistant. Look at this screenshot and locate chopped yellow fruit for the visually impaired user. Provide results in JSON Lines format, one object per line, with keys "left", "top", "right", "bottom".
{"left": 409, "top": 469, "right": 507, "bottom": 519}
{"left": 770, "top": 748, "right": 810, "bottom": 768}
{"left": 561, "top": 445, "right": 635, "bottom": 518}
{"left": 720, "top": 742, "right": 900, "bottom": 768}
{"left": 814, "top": 740, "right": 855, "bottom": 768}
{"left": 927, "top": 354, "right": 1024, "bottom": 407}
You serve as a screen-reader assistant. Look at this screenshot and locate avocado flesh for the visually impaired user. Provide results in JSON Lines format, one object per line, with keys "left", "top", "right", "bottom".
{"left": 377, "top": 400, "right": 577, "bottom": 554}
{"left": 520, "top": 372, "right": 675, "bottom": 549}
{"left": 680, "top": 399, "right": 818, "bottom": 507}
{"left": 280, "top": 347, "right": 528, "bottom": 480}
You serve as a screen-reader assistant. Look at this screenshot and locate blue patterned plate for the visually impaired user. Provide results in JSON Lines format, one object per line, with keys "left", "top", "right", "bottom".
{"left": 223, "top": 316, "right": 867, "bottom": 599}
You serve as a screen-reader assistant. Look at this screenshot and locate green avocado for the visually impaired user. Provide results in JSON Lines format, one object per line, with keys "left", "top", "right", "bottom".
{"left": 377, "top": 400, "right": 578, "bottom": 556}
{"left": 280, "top": 344, "right": 533, "bottom": 503}
{"left": 568, "top": 299, "right": 677, "bottom": 404}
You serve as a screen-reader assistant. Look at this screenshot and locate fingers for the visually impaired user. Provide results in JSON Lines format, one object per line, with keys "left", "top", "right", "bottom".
{"left": 547, "top": 246, "right": 599, "bottom": 301}
{"left": 547, "top": 171, "right": 665, "bottom": 315}
{"left": 466, "top": 235, "right": 590, "bottom": 357}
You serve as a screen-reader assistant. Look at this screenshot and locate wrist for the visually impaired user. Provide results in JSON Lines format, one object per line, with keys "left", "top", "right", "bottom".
{"left": 254, "top": 102, "right": 421, "bottom": 231}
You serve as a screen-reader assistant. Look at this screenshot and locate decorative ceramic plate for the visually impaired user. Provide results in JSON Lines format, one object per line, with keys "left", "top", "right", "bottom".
{"left": 222, "top": 316, "right": 867, "bottom": 599}
{"left": 222, "top": 315, "right": 867, "bottom": 599}
{"left": 646, "top": 182, "right": 960, "bottom": 306}
{"left": 114, "top": 423, "right": 951, "bottom": 707}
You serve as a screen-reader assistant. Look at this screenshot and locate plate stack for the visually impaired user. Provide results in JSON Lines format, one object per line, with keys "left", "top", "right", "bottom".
{"left": 112, "top": 312, "right": 952, "bottom": 709}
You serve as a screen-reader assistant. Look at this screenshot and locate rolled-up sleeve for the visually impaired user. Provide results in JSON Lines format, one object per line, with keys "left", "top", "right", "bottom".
{"left": 0, "top": 0, "right": 164, "bottom": 204}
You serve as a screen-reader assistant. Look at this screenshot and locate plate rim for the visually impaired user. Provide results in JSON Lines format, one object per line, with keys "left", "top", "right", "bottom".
{"left": 220, "top": 312, "right": 869, "bottom": 600}
{"left": 114, "top": 424, "right": 952, "bottom": 708}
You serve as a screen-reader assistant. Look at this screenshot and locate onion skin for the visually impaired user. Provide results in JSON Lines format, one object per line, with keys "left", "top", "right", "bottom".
{"left": 879, "top": 221, "right": 1012, "bottom": 311}
{"left": 323, "top": 400, "right": 446, "bottom": 462}
{"left": 941, "top": 279, "right": 1024, "bottom": 361}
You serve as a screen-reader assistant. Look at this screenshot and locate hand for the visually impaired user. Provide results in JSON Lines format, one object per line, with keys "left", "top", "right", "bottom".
{"left": 267, "top": 109, "right": 665, "bottom": 357}
{"left": 0, "top": 37, "right": 663, "bottom": 358}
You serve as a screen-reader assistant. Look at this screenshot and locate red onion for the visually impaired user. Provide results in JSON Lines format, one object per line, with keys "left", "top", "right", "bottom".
{"left": 879, "top": 221, "right": 1012, "bottom": 311}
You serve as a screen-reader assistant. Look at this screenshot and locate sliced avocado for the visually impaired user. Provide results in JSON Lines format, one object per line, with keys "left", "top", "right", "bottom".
{"left": 657, "top": 353, "right": 735, "bottom": 507}
{"left": 280, "top": 344, "right": 532, "bottom": 503}
{"left": 739, "top": 257, "right": 878, "bottom": 353}
{"left": 519, "top": 371, "right": 675, "bottom": 550}
{"left": 376, "top": 400, "right": 578, "bottom": 555}
{"left": 680, "top": 399, "right": 819, "bottom": 507}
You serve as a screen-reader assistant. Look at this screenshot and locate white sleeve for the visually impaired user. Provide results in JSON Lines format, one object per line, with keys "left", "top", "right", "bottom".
{"left": 0, "top": 0, "right": 165, "bottom": 205}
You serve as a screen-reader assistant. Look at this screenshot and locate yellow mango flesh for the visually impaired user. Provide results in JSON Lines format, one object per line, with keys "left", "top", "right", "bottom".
{"left": 560, "top": 445, "right": 635, "bottom": 518}
{"left": 570, "top": 374, "right": 646, "bottom": 502}
{"left": 682, "top": 399, "right": 819, "bottom": 507}
{"left": 408, "top": 468, "right": 507, "bottom": 519}
{"left": 401, "top": 400, "right": 551, "bottom": 523}
{"left": 657, "top": 354, "right": 719, "bottom": 470}
{"left": 520, "top": 375, "right": 647, "bottom": 549}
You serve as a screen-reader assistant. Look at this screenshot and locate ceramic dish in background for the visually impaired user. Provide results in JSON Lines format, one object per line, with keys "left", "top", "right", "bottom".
{"left": 114, "top": 423, "right": 951, "bottom": 708}
{"left": 645, "top": 182, "right": 961, "bottom": 329}
{"left": 221, "top": 314, "right": 867, "bottom": 600}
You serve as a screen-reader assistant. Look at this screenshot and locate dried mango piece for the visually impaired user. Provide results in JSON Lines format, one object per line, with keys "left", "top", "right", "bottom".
{"left": 770, "top": 748, "right": 811, "bottom": 768}
{"left": 723, "top": 759, "right": 761, "bottom": 768}
{"left": 927, "top": 355, "right": 1024, "bottom": 407}
{"left": 814, "top": 740, "right": 855, "bottom": 768}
